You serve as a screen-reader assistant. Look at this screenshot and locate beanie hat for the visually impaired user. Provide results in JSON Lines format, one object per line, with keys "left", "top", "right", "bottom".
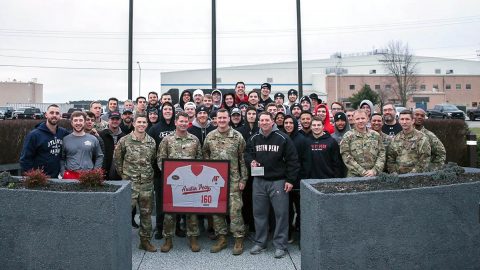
{"left": 193, "top": 89, "right": 204, "bottom": 97}
{"left": 334, "top": 112, "right": 348, "bottom": 122}
{"left": 274, "top": 92, "right": 285, "bottom": 99}
{"left": 195, "top": 106, "right": 209, "bottom": 115}
{"left": 288, "top": 89, "right": 298, "bottom": 96}
{"left": 300, "top": 96, "right": 311, "bottom": 104}
{"left": 260, "top": 83, "right": 272, "bottom": 90}
{"left": 184, "top": 102, "right": 196, "bottom": 109}
{"left": 290, "top": 102, "right": 302, "bottom": 112}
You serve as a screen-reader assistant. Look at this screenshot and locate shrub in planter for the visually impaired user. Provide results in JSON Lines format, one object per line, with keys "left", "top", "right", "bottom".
{"left": 78, "top": 168, "right": 105, "bottom": 187}
{"left": 301, "top": 164, "right": 480, "bottom": 269}
{"left": 23, "top": 168, "right": 49, "bottom": 188}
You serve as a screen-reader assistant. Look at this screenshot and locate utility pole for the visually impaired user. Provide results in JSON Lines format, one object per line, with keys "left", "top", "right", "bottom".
{"left": 212, "top": 0, "right": 217, "bottom": 90}
{"left": 296, "top": 0, "right": 303, "bottom": 97}
{"left": 128, "top": 0, "right": 133, "bottom": 100}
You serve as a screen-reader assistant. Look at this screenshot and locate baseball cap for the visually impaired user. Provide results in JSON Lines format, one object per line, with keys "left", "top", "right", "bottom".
{"left": 238, "top": 102, "right": 249, "bottom": 110}
{"left": 108, "top": 111, "right": 121, "bottom": 119}
{"left": 274, "top": 92, "right": 285, "bottom": 99}
{"left": 260, "top": 83, "right": 271, "bottom": 90}
{"left": 196, "top": 106, "right": 209, "bottom": 115}
{"left": 288, "top": 89, "right": 298, "bottom": 96}
{"left": 193, "top": 89, "right": 204, "bottom": 97}
{"left": 122, "top": 109, "right": 133, "bottom": 114}
{"left": 231, "top": 108, "right": 241, "bottom": 116}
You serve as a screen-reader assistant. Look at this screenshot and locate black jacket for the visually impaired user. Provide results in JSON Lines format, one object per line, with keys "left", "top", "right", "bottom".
{"left": 99, "top": 128, "right": 125, "bottom": 180}
{"left": 187, "top": 119, "right": 215, "bottom": 146}
{"left": 305, "top": 132, "right": 342, "bottom": 179}
{"left": 282, "top": 117, "right": 310, "bottom": 188}
{"left": 236, "top": 122, "right": 259, "bottom": 142}
{"left": 245, "top": 126, "right": 299, "bottom": 184}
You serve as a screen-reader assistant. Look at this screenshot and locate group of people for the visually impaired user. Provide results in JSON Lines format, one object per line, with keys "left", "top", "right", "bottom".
{"left": 19, "top": 81, "right": 447, "bottom": 259}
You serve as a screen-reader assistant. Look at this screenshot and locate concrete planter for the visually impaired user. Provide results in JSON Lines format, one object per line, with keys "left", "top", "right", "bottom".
{"left": 0, "top": 179, "right": 132, "bottom": 270}
{"left": 301, "top": 168, "right": 480, "bottom": 270}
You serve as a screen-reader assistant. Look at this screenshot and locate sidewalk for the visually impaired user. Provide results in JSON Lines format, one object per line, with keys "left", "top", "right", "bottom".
{"left": 131, "top": 221, "right": 301, "bottom": 270}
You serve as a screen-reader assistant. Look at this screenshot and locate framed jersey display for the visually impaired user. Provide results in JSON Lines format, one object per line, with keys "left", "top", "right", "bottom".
{"left": 162, "top": 159, "right": 230, "bottom": 214}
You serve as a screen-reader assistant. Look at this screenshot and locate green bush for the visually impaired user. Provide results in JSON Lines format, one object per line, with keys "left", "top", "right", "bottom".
{"left": 0, "top": 119, "right": 71, "bottom": 164}
{"left": 424, "top": 119, "right": 469, "bottom": 166}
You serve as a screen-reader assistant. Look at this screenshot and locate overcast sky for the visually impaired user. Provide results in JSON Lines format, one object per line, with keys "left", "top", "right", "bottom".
{"left": 1, "top": 0, "right": 479, "bottom": 103}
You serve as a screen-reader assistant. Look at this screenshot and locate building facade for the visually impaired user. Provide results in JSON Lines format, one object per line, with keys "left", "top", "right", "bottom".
{"left": 0, "top": 81, "right": 43, "bottom": 106}
{"left": 160, "top": 53, "right": 480, "bottom": 110}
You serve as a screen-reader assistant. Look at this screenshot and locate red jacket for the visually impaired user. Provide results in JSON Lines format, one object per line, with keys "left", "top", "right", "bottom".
{"left": 314, "top": 104, "right": 335, "bottom": 134}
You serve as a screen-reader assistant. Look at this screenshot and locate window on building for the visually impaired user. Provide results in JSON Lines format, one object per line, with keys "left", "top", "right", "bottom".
{"left": 446, "top": 69, "right": 454, "bottom": 74}
{"left": 375, "top": 85, "right": 380, "bottom": 90}
{"left": 435, "top": 69, "right": 441, "bottom": 74}
{"left": 385, "top": 84, "right": 391, "bottom": 90}
{"left": 267, "top": 77, "right": 273, "bottom": 83}
{"left": 349, "top": 84, "right": 355, "bottom": 90}
{"left": 456, "top": 84, "right": 461, "bottom": 90}
{"left": 446, "top": 84, "right": 451, "bottom": 90}
{"left": 433, "top": 84, "right": 439, "bottom": 91}
{"left": 216, "top": 77, "right": 222, "bottom": 83}
{"left": 472, "top": 102, "right": 478, "bottom": 107}
{"left": 466, "top": 84, "right": 472, "bottom": 90}
{"left": 369, "top": 69, "right": 376, "bottom": 74}
{"left": 420, "top": 84, "right": 426, "bottom": 90}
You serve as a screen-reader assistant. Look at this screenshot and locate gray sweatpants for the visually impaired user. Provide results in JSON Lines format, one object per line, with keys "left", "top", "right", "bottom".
{"left": 252, "top": 177, "right": 289, "bottom": 250}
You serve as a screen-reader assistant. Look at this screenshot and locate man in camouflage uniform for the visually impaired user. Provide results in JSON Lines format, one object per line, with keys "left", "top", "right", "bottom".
{"left": 114, "top": 114, "right": 157, "bottom": 252}
{"left": 340, "top": 109, "right": 385, "bottom": 177}
{"left": 387, "top": 110, "right": 432, "bottom": 174}
{"left": 203, "top": 108, "right": 248, "bottom": 255}
{"left": 413, "top": 108, "right": 446, "bottom": 170}
{"left": 90, "top": 101, "right": 108, "bottom": 131}
{"left": 157, "top": 112, "right": 202, "bottom": 253}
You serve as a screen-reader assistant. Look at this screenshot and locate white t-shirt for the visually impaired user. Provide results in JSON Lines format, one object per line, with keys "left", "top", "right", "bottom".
{"left": 167, "top": 165, "right": 225, "bottom": 208}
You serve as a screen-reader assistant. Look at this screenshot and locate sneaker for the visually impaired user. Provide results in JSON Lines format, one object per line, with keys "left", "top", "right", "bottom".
{"left": 274, "top": 249, "right": 286, "bottom": 259}
{"left": 249, "top": 244, "right": 266, "bottom": 255}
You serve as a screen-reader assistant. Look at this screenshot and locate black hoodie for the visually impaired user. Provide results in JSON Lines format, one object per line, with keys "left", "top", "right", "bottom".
{"left": 305, "top": 132, "right": 342, "bottom": 179}
{"left": 187, "top": 118, "right": 215, "bottom": 146}
{"left": 236, "top": 121, "right": 259, "bottom": 142}
{"left": 245, "top": 125, "right": 299, "bottom": 184}
{"left": 282, "top": 116, "right": 310, "bottom": 188}
{"left": 147, "top": 104, "right": 176, "bottom": 148}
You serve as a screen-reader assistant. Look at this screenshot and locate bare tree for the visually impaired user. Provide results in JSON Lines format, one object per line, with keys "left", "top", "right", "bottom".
{"left": 380, "top": 41, "right": 418, "bottom": 106}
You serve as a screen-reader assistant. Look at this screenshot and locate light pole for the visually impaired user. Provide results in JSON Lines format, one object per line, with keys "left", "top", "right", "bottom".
{"left": 137, "top": 61, "right": 141, "bottom": 97}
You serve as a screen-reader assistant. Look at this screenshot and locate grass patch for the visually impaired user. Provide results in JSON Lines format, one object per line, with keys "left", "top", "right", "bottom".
{"left": 469, "top": 127, "right": 480, "bottom": 136}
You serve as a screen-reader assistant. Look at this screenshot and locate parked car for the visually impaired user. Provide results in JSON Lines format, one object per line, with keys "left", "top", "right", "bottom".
{"left": 16, "top": 107, "right": 44, "bottom": 119}
{"left": 62, "top": 108, "right": 84, "bottom": 119}
{"left": 467, "top": 106, "right": 480, "bottom": 121}
{"left": 427, "top": 104, "right": 465, "bottom": 120}
{"left": 395, "top": 106, "right": 407, "bottom": 119}
{"left": 0, "top": 110, "right": 5, "bottom": 120}
{"left": 12, "top": 107, "right": 34, "bottom": 119}
{"left": 0, "top": 106, "right": 14, "bottom": 119}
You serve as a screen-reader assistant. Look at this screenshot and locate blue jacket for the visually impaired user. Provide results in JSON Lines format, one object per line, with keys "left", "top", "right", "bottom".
{"left": 19, "top": 122, "right": 70, "bottom": 177}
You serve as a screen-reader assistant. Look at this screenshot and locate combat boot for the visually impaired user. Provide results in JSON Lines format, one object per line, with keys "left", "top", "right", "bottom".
{"left": 210, "top": 235, "right": 227, "bottom": 253}
{"left": 232, "top": 237, "right": 244, "bottom": 256}
{"left": 139, "top": 239, "right": 157, "bottom": 252}
{"left": 189, "top": 236, "right": 201, "bottom": 252}
{"left": 160, "top": 238, "right": 173, "bottom": 253}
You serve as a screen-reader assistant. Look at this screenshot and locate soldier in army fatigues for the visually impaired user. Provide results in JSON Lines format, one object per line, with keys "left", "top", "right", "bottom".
{"left": 157, "top": 112, "right": 203, "bottom": 253}
{"left": 387, "top": 110, "right": 432, "bottom": 174}
{"left": 203, "top": 109, "right": 248, "bottom": 255}
{"left": 114, "top": 114, "right": 157, "bottom": 252}
{"left": 340, "top": 109, "right": 386, "bottom": 177}
{"left": 413, "top": 108, "right": 446, "bottom": 170}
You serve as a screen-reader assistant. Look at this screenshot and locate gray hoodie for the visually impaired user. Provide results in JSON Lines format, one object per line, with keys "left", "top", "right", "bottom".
{"left": 359, "top": 99, "right": 374, "bottom": 117}
{"left": 212, "top": 89, "right": 223, "bottom": 109}
{"left": 331, "top": 113, "right": 351, "bottom": 143}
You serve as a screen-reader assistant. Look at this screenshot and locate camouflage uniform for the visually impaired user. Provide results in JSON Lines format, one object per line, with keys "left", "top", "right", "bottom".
{"left": 387, "top": 129, "right": 432, "bottom": 174}
{"left": 157, "top": 132, "right": 202, "bottom": 238}
{"left": 93, "top": 119, "right": 108, "bottom": 131}
{"left": 379, "top": 131, "right": 392, "bottom": 149}
{"left": 203, "top": 127, "right": 248, "bottom": 238}
{"left": 114, "top": 132, "right": 156, "bottom": 241}
{"left": 420, "top": 127, "right": 446, "bottom": 170}
{"left": 340, "top": 129, "right": 386, "bottom": 177}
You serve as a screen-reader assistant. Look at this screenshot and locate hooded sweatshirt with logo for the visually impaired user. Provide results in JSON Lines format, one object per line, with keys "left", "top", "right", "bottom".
{"left": 305, "top": 132, "right": 342, "bottom": 179}
{"left": 20, "top": 122, "right": 70, "bottom": 177}
{"left": 245, "top": 125, "right": 299, "bottom": 184}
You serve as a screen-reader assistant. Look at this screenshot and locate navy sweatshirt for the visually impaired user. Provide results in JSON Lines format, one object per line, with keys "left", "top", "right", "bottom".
{"left": 19, "top": 122, "right": 70, "bottom": 177}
